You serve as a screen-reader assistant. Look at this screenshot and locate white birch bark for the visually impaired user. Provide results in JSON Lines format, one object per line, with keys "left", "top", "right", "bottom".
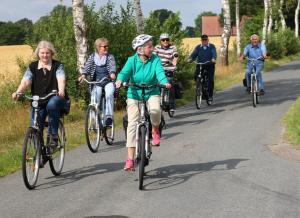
{"left": 295, "top": 0, "right": 300, "bottom": 37}
{"left": 134, "top": 0, "right": 144, "bottom": 34}
{"left": 279, "top": 0, "right": 287, "bottom": 30}
{"left": 267, "top": 0, "right": 273, "bottom": 35}
{"left": 236, "top": 0, "right": 241, "bottom": 58}
{"left": 262, "top": 0, "right": 269, "bottom": 43}
{"left": 220, "top": 0, "right": 231, "bottom": 66}
{"left": 72, "top": 0, "right": 88, "bottom": 74}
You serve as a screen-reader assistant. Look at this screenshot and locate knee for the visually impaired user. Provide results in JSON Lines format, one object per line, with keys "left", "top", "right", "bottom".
{"left": 46, "top": 96, "right": 61, "bottom": 111}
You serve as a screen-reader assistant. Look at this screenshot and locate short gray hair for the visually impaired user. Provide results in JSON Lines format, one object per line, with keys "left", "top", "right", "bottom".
{"left": 34, "top": 40, "right": 57, "bottom": 57}
{"left": 250, "top": 34, "right": 259, "bottom": 40}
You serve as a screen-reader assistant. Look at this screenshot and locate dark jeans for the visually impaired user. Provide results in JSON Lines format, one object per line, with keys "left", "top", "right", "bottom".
{"left": 195, "top": 64, "right": 215, "bottom": 98}
{"left": 30, "top": 96, "right": 67, "bottom": 136}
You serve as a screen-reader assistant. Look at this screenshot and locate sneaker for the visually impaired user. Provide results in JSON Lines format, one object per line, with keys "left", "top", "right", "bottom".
{"left": 170, "top": 109, "right": 175, "bottom": 113}
{"left": 259, "top": 89, "right": 265, "bottom": 96}
{"left": 152, "top": 130, "right": 160, "bottom": 146}
{"left": 124, "top": 159, "right": 134, "bottom": 171}
{"left": 105, "top": 118, "right": 113, "bottom": 126}
{"left": 246, "top": 87, "right": 251, "bottom": 93}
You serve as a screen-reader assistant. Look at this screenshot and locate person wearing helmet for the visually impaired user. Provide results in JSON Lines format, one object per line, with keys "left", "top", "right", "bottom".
{"left": 188, "top": 34, "right": 217, "bottom": 104}
{"left": 115, "top": 34, "right": 171, "bottom": 171}
{"left": 154, "top": 33, "right": 178, "bottom": 112}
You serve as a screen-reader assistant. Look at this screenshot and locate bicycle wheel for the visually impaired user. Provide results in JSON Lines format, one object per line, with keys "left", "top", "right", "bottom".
{"left": 195, "top": 79, "right": 202, "bottom": 109}
{"left": 104, "top": 122, "right": 114, "bottom": 145}
{"left": 22, "top": 128, "right": 40, "bottom": 190}
{"left": 252, "top": 77, "right": 257, "bottom": 107}
{"left": 138, "top": 125, "right": 146, "bottom": 190}
{"left": 85, "top": 106, "right": 100, "bottom": 153}
{"left": 49, "top": 120, "right": 65, "bottom": 176}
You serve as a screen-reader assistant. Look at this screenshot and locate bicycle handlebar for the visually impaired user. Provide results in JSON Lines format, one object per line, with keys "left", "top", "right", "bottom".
{"left": 83, "top": 76, "right": 110, "bottom": 85}
{"left": 122, "top": 82, "right": 166, "bottom": 89}
{"left": 245, "top": 56, "right": 264, "bottom": 62}
{"left": 193, "top": 60, "right": 212, "bottom": 65}
{"left": 17, "top": 90, "right": 58, "bottom": 101}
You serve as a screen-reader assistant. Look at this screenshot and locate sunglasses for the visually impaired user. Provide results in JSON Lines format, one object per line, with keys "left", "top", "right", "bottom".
{"left": 161, "top": 39, "right": 170, "bottom": 42}
{"left": 99, "top": 45, "right": 109, "bottom": 48}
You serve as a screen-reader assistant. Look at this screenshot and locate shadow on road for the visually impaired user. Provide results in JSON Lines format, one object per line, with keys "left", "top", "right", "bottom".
{"left": 85, "top": 216, "right": 129, "bottom": 218}
{"left": 143, "top": 158, "right": 249, "bottom": 191}
{"left": 36, "top": 162, "right": 124, "bottom": 190}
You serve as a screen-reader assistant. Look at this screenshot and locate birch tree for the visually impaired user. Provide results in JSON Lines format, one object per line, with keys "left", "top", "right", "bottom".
{"left": 278, "top": 0, "right": 287, "bottom": 30}
{"left": 262, "top": 0, "right": 269, "bottom": 42}
{"left": 235, "top": 0, "right": 241, "bottom": 57}
{"left": 295, "top": 0, "right": 300, "bottom": 37}
{"left": 72, "top": 0, "right": 88, "bottom": 73}
{"left": 220, "top": 0, "right": 231, "bottom": 66}
{"left": 267, "top": 0, "right": 273, "bottom": 35}
{"left": 134, "top": 0, "right": 144, "bottom": 34}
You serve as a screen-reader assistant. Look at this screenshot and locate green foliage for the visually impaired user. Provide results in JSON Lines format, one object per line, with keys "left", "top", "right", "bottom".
{"left": 0, "top": 19, "right": 33, "bottom": 45}
{"left": 267, "top": 28, "right": 300, "bottom": 59}
{"left": 184, "top": 26, "right": 196, "bottom": 37}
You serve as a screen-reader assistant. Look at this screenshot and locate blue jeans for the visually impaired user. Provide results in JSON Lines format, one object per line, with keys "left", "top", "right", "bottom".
{"left": 91, "top": 82, "right": 115, "bottom": 118}
{"left": 246, "top": 62, "right": 264, "bottom": 90}
{"left": 30, "top": 96, "right": 67, "bottom": 135}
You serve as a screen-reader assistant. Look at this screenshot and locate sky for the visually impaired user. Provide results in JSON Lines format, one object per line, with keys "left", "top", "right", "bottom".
{"left": 0, "top": 0, "right": 222, "bottom": 27}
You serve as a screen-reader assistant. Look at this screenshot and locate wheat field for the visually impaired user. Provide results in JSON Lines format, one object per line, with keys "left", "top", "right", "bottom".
{"left": 0, "top": 45, "right": 33, "bottom": 88}
{"left": 182, "top": 36, "right": 237, "bottom": 53}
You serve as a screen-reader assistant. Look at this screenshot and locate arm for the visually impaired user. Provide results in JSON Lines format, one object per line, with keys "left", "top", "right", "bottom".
{"left": 261, "top": 43, "right": 268, "bottom": 59}
{"left": 211, "top": 44, "right": 217, "bottom": 62}
{"left": 56, "top": 64, "right": 66, "bottom": 98}
{"left": 79, "top": 54, "right": 93, "bottom": 82}
{"left": 155, "top": 59, "right": 168, "bottom": 85}
{"left": 12, "top": 67, "right": 32, "bottom": 100}
{"left": 108, "top": 54, "right": 117, "bottom": 80}
{"left": 115, "top": 57, "right": 133, "bottom": 88}
{"left": 172, "top": 46, "right": 179, "bottom": 66}
{"left": 188, "top": 45, "right": 199, "bottom": 62}
{"left": 240, "top": 45, "right": 249, "bottom": 60}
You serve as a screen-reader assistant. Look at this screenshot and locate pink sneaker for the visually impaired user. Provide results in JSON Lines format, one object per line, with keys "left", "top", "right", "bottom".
{"left": 152, "top": 131, "right": 160, "bottom": 146}
{"left": 124, "top": 159, "right": 134, "bottom": 171}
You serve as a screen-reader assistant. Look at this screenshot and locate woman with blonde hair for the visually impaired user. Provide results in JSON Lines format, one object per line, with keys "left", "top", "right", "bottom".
{"left": 79, "top": 38, "right": 117, "bottom": 126}
{"left": 12, "top": 40, "right": 69, "bottom": 147}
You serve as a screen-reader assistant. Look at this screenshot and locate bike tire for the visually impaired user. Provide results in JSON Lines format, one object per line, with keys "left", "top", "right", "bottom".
{"left": 138, "top": 125, "right": 146, "bottom": 190}
{"left": 195, "top": 79, "right": 202, "bottom": 109}
{"left": 85, "top": 106, "right": 101, "bottom": 153}
{"left": 49, "top": 120, "right": 65, "bottom": 176}
{"left": 104, "top": 123, "right": 114, "bottom": 145}
{"left": 252, "top": 78, "right": 257, "bottom": 107}
{"left": 22, "top": 128, "right": 40, "bottom": 190}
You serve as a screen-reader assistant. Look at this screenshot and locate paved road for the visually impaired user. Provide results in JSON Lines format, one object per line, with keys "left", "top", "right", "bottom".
{"left": 1, "top": 61, "right": 300, "bottom": 218}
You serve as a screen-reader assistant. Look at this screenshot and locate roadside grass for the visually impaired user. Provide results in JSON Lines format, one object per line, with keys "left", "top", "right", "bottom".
{"left": 283, "top": 97, "right": 300, "bottom": 150}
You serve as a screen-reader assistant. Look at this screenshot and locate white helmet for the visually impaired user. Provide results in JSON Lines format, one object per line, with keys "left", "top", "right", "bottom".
{"left": 160, "top": 33, "right": 170, "bottom": 40}
{"left": 132, "top": 34, "right": 153, "bottom": 50}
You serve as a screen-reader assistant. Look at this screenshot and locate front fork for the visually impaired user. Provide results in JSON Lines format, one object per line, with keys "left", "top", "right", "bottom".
{"left": 250, "top": 73, "right": 257, "bottom": 93}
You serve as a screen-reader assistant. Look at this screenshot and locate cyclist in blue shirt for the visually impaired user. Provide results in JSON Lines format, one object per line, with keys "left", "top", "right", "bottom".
{"left": 188, "top": 34, "right": 217, "bottom": 103}
{"left": 241, "top": 34, "right": 268, "bottom": 95}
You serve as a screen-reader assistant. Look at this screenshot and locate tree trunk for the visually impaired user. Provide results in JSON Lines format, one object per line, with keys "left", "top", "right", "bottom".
{"left": 134, "top": 0, "right": 144, "bottom": 34}
{"left": 262, "top": 0, "right": 269, "bottom": 43}
{"left": 267, "top": 0, "right": 273, "bottom": 35}
{"left": 295, "top": 0, "right": 300, "bottom": 37}
{"left": 220, "top": 0, "right": 231, "bottom": 66}
{"left": 279, "top": 0, "right": 287, "bottom": 30}
{"left": 72, "top": 0, "right": 88, "bottom": 74}
{"left": 236, "top": 0, "right": 241, "bottom": 58}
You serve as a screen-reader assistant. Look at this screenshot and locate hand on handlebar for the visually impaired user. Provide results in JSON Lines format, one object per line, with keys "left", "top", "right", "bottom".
{"left": 78, "top": 74, "right": 86, "bottom": 83}
{"left": 115, "top": 80, "right": 122, "bottom": 89}
{"left": 165, "top": 83, "right": 172, "bottom": 89}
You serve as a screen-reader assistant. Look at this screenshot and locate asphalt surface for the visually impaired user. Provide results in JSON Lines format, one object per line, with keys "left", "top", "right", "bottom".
{"left": 1, "top": 60, "right": 300, "bottom": 218}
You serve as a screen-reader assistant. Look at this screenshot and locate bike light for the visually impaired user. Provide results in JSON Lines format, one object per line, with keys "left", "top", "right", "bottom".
{"left": 32, "top": 95, "right": 39, "bottom": 101}
{"left": 32, "top": 101, "right": 38, "bottom": 108}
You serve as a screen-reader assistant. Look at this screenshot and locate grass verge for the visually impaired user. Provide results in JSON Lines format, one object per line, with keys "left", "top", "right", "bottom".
{"left": 283, "top": 97, "right": 300, "bottom": 150}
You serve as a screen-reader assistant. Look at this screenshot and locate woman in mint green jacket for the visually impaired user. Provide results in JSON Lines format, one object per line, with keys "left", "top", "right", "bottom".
{"left": 115, "top": 34, "right": 171, "bottom": 171}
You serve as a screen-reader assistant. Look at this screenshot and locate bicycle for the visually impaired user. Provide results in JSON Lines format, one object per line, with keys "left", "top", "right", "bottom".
{"left": 83, "top": 77, "right": 115, "bottom": 153}
{"left": 160, "top": 70, "right": 176, "bottom": 118}
{"left": 194, "top": 61, "right": 212, "bottom": 109}
{"left": 18, "top": 91, "right": 66, "bottom": 190}
{"left": 245, "top": 56, "right": 264, "bottom": 107}
{"left": 122, "top": 83, "right": 166, "bottom": 190}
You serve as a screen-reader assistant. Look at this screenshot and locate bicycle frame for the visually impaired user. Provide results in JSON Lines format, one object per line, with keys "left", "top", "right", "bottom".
{"left": 246, "top": 57, "right": 263, "bottom": 93}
